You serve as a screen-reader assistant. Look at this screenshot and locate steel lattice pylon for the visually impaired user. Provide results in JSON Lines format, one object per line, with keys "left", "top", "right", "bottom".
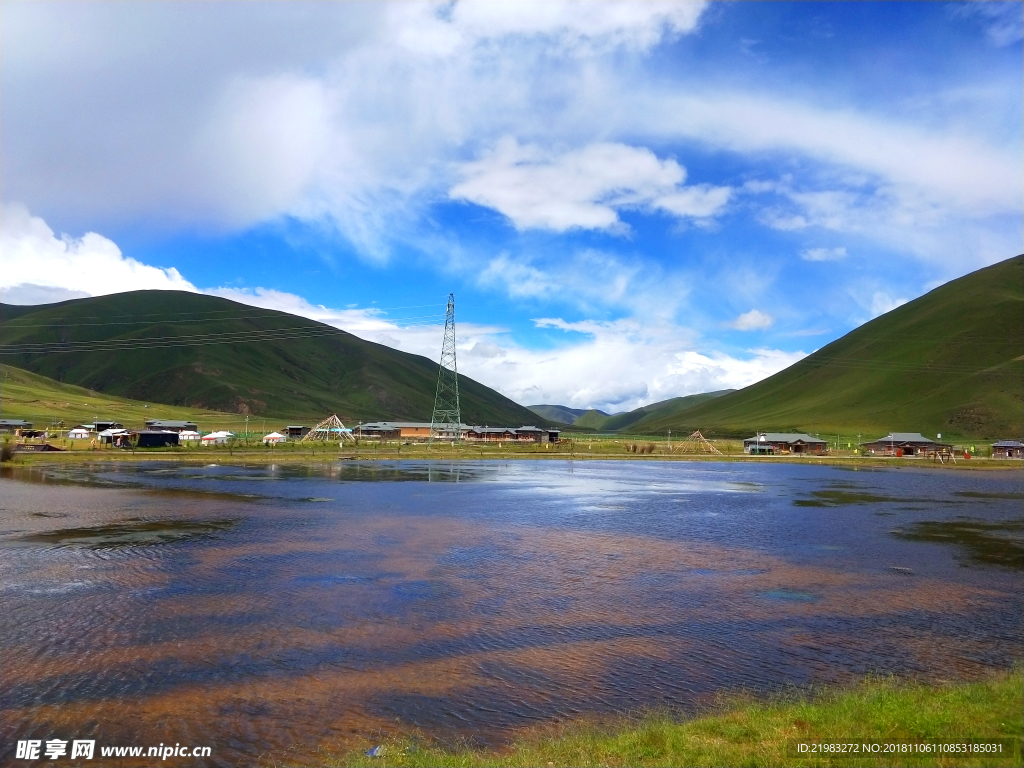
{"left": 430, "top": 293, "right": 461, "bottom": 443}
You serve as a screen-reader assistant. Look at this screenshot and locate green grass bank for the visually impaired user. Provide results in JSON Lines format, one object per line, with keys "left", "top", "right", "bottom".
{"left": 325, "top": 667, "right": 1023, "bottom": 768}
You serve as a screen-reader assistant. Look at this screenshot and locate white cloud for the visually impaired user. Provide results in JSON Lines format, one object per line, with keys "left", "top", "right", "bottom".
{"left": 748, "top": 178, "right": 1021, "bottom": 269}
{"left": 475, "top": 248, "right": 694, "bottom": 323}
{"left": 463, "top": 318, "right": 804, "bottom": 412}
{"left": 405, "top": 1, "right": 707, "bottom": 54}
{"left": 639, "top": 91, "right": 1021, "bottom": 217}
{"left": 729, "top": 309, "right": 774, "bottom": 331}
{"left": 801, "top": 246, "right": 847, "bottom": 262}
{"left": 0, "top": 203, "right": 197, "bottom": 300}
{"left": 950, "top": 2, "right": 1024, "bottom": 47}
{"left": 0, "top": 285, "right": 90, "bottom": 305}
{"left": 466, "top": 341, "right": 507, "bottom": 358}
{"left": 3, "top": 1, "right": 1018, "bottom": 276}
{"left": 0, "top": 205, "right": 805, "bottom": 414}
{"left": 193, "top": 75, "right": 333, "bottom": 228}
{"left": 1, "top": 1, "right": 709, "bottom": 245}
{"left": 450, "top": 138, "right": 731, "bottom": 232}
{"left": 870, "top": 292, "right": 907, "bottom": 318}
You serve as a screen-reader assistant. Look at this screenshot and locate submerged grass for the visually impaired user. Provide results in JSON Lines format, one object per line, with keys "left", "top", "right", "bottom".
{"left": 325, "top": 667, "right": 1023, "bottom": 767}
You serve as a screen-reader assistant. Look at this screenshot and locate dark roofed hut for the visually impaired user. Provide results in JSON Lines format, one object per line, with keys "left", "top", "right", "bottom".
{"left": 145, "top": 419, "right": 198, "bottom": 433}
{"left": 132, "top": 430, "right": 180, "bottom": 448}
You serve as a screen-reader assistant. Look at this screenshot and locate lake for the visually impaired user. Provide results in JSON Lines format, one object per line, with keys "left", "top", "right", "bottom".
{"left": 1, "top": 460, "right": 1021, "bottom": 765}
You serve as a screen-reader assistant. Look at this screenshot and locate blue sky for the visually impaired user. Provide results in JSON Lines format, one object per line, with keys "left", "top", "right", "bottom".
{"left": 2, "top": 1, "right": 1021, "bottom": 412}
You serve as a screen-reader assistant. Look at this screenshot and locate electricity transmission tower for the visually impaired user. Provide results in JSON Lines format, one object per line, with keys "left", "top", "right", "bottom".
{"left": 430, "top": 293, "right": 461, "bottom": 443}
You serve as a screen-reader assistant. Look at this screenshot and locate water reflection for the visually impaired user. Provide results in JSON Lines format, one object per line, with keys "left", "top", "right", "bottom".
{"left": 0, "top": 461, "right": 1020, "bottom": 765}
{"left": 891, "top": 518, "right": 1024, "bottom": 568}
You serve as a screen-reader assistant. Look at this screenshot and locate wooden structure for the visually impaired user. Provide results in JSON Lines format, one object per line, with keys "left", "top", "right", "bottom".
{"left": 302, "top": 414, "right": 354, "bottom": 443}
{"left": 673, "top": 430, "right": 722, "bottom": 455}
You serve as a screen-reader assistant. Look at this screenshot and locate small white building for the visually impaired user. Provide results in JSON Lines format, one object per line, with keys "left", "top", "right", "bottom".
{"left": 97, "top": 428, "right": 129, "bottom": 444}
{"left": 68, "top": 428, "right": 91, "bottom": 440}
{"left": 200, "top": 430, "right": 234, "bottom": 445}
{"left": 262, "top": 432, "right": 286, "bottom": 445}
{"left": 178, "top": 430, "right": 201, "bottom": 441}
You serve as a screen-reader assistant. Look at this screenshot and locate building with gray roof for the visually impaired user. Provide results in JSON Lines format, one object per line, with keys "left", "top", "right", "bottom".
{"left": 743, "top": 432, "right": 828, "bottom": 455}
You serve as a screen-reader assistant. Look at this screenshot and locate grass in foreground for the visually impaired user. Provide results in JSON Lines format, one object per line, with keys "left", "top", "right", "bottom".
{"left": 326, "top": 667, "right": 1023, "bottom": 768}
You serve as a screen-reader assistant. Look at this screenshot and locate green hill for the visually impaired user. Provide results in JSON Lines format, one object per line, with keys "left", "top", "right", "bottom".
{"left": 603, "top": 391, "right": 734, "bottom": 432}
{"left": 636, "top": 255, "right": 1024, "bottom": 440}
{"left": 0, "top": 290, "right": 543, "bottom": 426}
{"left": 571, "top": 409, "right": 618, "bottom": 430}
{"left": 0, "top": 363, "right": 249, "bottom": 430}
{"left": 527, "top": 404, "right": 604, "bottom": 424}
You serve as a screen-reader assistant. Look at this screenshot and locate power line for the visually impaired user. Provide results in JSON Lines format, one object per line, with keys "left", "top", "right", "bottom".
{"left": 0, "top": 317, "right": 451, "bottom": 356}
{"left": 3, "top": 308, "right": 446, "bottom": 329}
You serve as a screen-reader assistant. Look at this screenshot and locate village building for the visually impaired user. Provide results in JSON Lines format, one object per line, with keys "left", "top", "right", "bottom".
{"left": 262, "top": 432, "right": 287, "bottom": 445}
{"left": 991, "top": 440, "right": 1024, "bottom": 459}
{"left": 201, "top": 431, "right": 234, "bottom": 445}
{"left": 284, "top": 425, "right": 310, "bottom": 438}
{"left": 145, "top": 419, "right": 199, "bottom": 433}
{"left": 68, "top": 427, "right": 91, "bottom": 440}
{"left": 743, "top": 433, "right": 828, "bottom": 455}
{"left": 97, "top": 428, "right": 130, "bottom": 444}
{"left": 94, "top": 420, "right": 124, "bottom": 432}
{"left": 353, "top": 422, "right": 561, "bottom": 443}
{"left": 353, "top": 422, "right": 416, "bottom": 439}
{"left": 466, "top": 426, "right": 516, "bottom": 441}
{"left": 511, "top": 426, "right": 561, "bottom": 443}
{"left": 0, "top": 419, "right": 32, "bottom": 433}
{"left": 860, "top": 432, "right": 950, "bottom": 456}
{"left": 132, "top": 430, "right": 180, "bottom": 448}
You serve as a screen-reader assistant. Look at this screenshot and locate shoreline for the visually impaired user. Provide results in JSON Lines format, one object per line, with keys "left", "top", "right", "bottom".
{"left": 326, "top": 666, "right": 1023, "bottom": 767}
{"left": 3, "top": 447, "right": 1022, "bottom": 471}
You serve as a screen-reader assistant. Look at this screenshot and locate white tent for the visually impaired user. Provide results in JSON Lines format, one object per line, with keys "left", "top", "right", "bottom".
{"left": 68, "top": 428, "right": 91, "bottom": 439}
{"left": 201, "top": 430, "right": 234, "bottom": 445}
{"left": 178, "top": 430, "right": 201, "bottom": 441}
{"left": 262, "top": 432, "right": 286, "bottom": 444}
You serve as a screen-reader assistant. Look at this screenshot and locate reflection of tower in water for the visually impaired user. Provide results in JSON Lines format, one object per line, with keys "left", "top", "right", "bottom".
{"left": 430, "top": 293, "right": 461, "bottom": 444}
{"left": 428, "top": 463, "right": 461, "bottom": 483}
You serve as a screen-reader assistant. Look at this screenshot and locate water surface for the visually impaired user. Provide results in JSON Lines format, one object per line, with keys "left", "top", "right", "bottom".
{"left": 1, "top": 460, "right": 1020, "bottom": 765}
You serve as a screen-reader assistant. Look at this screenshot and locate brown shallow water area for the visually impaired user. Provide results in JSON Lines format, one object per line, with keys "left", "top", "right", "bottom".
{"left": 1, "top": 461, "right": 1021, "bottom": 766}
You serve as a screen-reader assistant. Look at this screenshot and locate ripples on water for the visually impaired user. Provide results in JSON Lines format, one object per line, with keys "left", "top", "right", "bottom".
{"left": 1, "top": 460, "right": 1021, "bottom": 765}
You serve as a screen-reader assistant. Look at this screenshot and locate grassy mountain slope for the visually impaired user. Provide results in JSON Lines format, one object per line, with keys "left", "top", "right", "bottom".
{"left": 639, "top": 255, "right": 1024, "bottom": 440}
{"left": 609, "top": 391, "right": 735, "bottom": 432}
{"left": 0, "top": 364, "right": 248, "bottom": 430}
{"left": 571, "top": 409, "right": 618, "bottom": 430}
{"left": 0, "top": 291, "right": 543, "bottom": 426}
{"left": 527, "top": 404, "right": 604, "bottom": 424}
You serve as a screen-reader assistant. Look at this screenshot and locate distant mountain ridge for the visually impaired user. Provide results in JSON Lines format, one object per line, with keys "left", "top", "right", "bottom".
{"left": 529, "top": 390, "right": 734, "bottom": 431}
{"left": 527, "top": 404, "right": 607, "bottom": 425}
{"left": 0, "top": 290, "right": 545, "bottom": 426}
